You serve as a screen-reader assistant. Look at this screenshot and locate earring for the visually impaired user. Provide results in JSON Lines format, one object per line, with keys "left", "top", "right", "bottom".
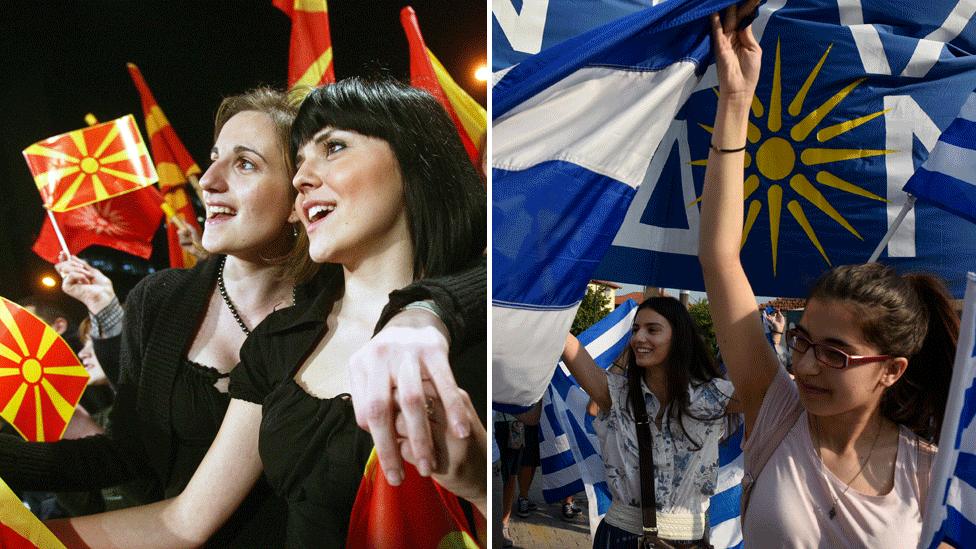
{"left": 292, "top": 224, "right": 299, "bottom": 237}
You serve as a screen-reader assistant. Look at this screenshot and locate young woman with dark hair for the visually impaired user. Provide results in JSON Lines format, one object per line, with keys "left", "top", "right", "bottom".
{"left": 699, "top": 6, "right": 959, "bottom": 547}
{"left": 561, "top": 296, "right": 735, "bottom": 548}
{"left": 48, "top": 78, "right": 487, "bottom": 548}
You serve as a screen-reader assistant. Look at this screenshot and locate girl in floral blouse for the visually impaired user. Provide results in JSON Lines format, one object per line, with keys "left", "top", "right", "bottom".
{"left": 562, "top": 296, "right": 737, "bottom": 548}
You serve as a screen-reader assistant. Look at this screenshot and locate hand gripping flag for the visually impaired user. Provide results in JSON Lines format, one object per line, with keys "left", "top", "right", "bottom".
{"left": 401, "top": 6, "right": 486, "bottom": 167}
{"left": 539, "top": 300, "right": 636, "bottom": 539}
{"left": 0, "top": 476, "right": 65, "bottom": 548}
{"left": 921, "top": 272, "right": 976, "bottom": 548}
{"left": 595, "top": 0, "right": 976, "bottom": 299}
{"left": 904, "top": 90, "right": 976, "bottom": 225}
{"left": 274, "top": 0, "right": 335, "bottom": 88}
{"left": 127, "top": 63, "right": 204, "bottom": 268}
{"left": 492, "top": 0, "right": 738, "bottom": 408}
{"left": 347, "top": 450, "right": 479, "bottom": 549}
{"left": 0, "top": 297, "right": 88, "bottom": 442}
{"left": 23, "top": 115, "right": 158, "bottom": 212}
{"left": 32, "top": 185, "right": 164, "bottom": 264}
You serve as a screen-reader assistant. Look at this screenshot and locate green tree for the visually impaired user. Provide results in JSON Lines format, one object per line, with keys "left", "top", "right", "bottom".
{"left": 571, "top": 283, "right": 612, "bottom": 335}
{"left": 687, "top": 298, "right": 719, "bottom": 358}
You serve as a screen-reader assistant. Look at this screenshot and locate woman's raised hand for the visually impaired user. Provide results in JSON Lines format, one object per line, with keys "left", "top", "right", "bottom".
{"left": 55, "top": 252, "right": 116, "bottom": 314}
{"left": 711, "top": 2, "right": 762, "bottom": 101}
{"left": 347, "top": 308, "right": 468, "bottom": 486}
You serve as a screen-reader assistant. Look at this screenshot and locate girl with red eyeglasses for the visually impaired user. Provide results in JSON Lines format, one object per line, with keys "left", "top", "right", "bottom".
{"left": 699, "top": 5, "right": 960, "bottom": 548}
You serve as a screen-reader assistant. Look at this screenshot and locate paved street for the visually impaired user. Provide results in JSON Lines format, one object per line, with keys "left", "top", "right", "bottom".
{"left": 506, "top": 479, "right": 593, "bottom": 548}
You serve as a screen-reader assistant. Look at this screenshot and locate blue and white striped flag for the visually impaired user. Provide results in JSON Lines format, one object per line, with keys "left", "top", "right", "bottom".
{"left": 492, "top": 0, "right": 736, "bottom": 409}
{"left": 921, "top": 272, "right": 976, "bottom": 548}
{"left": 539, "top": 299, "right": 637, "bottom": 538}
{"left": 711, "top": 421, "right": 744, "bottom": 549}
{"left": 904, "top": 92, "right": 976, "bottom": 225}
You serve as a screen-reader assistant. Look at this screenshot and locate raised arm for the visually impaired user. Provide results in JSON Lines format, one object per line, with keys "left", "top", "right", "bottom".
{"left": 698, "top": 7, "right": 780, "bottom": 434}
{"left": 47, "top": 399, "right": 263, "bottom": 549}
{"left": 561, "top": 334, "right": 611, "bottom": 412}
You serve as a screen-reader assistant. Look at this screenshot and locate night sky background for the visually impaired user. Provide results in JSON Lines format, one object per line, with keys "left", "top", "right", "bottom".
{"left": 0, "top": 0, "right": 486, "bottom": 319}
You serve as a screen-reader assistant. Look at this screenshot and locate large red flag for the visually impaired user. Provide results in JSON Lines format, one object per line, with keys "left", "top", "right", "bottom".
{"left": 32, "top": 186, "right": 164, "bottom": 264}
{"left": 400, "top": 6, "right": 486, "bottom": 166}
{"left": 23, "top": 115, "right": 157, "bottom": 212}
{"left": 274, "top": 0, "right": 335, "bottom": 88}
{"left": 0, "top": 297, "right": 88, "bottom": 443}
{"left": 126, "top": 63, "right": 203, "bottom": 269}
{"left": 347, "top": 450, "right": 480, "bottom": 549}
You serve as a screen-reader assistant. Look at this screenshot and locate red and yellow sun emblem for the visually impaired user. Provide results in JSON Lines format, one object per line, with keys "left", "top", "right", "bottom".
{"left": 23, "top": 114, "right": 158, "bottom": 212}
{"left": 0, "top": 298, "right": 88, "bottom": 442}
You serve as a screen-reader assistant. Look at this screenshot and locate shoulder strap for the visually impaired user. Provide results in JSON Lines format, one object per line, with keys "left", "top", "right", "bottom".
{"left": 916, "top": 436, "right": 934, "bottom": 518}
{"left": 631, "top": 380, "right": 659, "bottom": 542}
{"left": 739, "top": 394, "right": 802, "bottom": 521}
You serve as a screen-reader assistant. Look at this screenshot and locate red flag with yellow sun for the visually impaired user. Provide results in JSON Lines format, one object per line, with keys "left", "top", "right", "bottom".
{"left": 347, "top": 451, "right": 480, "bottom": 548}
{"left": 0, "top": 298, "right": 87, "bottom": 442}
{"left": 0, "top": 476, "right": 65, "bottom": 548}
{"left": 23, "top": 114, "right": 157, "bottom": 212}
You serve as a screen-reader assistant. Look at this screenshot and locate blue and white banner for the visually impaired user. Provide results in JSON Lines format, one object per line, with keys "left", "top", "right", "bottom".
{"left": 710, "top": 421, "right": 745, "bottom": 549}
{"left": 538, "top": 299, "right": 636, "bottom": 538}
{"left": 921, "top": 272, "right": 976, "bottom": 549}
{"left": 492, "top": 0, "right": 735, "bottom": 408}
{"left": 492, "top": 0, "right": 653, "bottom": 71}
{"left": 904, "top": 91, "right": 976, "bottom": 226}
{"left": 595, "top": 0, "right": 976, "bottom": 299}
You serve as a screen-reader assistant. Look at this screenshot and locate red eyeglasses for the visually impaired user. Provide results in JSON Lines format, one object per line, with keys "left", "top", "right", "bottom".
{"left": 785, "top": 329, "right": 890, "bottom": 369}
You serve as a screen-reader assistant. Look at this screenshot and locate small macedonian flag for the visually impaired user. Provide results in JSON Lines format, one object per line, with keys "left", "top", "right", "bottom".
{"left": 23, "top": 114, "right": 158, "bottom": 212}
{"left": 0, "top": 297, "right": 87, "bottom": 442}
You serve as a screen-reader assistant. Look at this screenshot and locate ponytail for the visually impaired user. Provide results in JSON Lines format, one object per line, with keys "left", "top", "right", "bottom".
{"left": 884, "top": 275, "right": 959, "bottom": 442}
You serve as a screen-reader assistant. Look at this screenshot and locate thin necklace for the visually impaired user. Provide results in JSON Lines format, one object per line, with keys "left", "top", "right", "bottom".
{"left": 217, "top": 256, "right": 296, "bottom": 336}
{"left": 812, "top": 414, "right": 882, "bottom": 520}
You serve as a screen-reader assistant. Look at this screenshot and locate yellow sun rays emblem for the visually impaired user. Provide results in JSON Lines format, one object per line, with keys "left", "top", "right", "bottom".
{"left": 0, "top": 299, "right": 88, "bottom": 442}
{"left": 692, "top": 38, "right": 892, "bottom": 275}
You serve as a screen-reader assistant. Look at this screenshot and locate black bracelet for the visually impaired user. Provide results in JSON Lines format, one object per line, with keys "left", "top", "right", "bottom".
{"left": 710, "top": 143, "right": 747, "bottom": 153}
{"left": 770, "top": 330, "right": 783, "bottom": 334}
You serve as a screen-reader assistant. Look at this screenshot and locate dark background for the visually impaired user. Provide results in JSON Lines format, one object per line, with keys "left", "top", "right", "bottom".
{"left": 0, "top": 0, "right": 486, "bottom": 318}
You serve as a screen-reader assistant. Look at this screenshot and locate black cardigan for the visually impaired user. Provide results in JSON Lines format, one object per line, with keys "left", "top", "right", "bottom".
{"left": 0, "top": 254, "right": 484, "bottom": 493}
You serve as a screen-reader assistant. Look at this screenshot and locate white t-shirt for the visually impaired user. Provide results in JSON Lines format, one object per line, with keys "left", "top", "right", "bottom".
{"left": 743, "top": 368, "right": 935, "bottom": 548}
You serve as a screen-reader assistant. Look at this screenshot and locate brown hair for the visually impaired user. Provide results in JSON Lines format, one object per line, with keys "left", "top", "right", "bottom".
{"left": 808, "top": 263, "right": 959, "bottom": 442}
{"left": 213, "top": 86, "right": 318, "bottom": 284}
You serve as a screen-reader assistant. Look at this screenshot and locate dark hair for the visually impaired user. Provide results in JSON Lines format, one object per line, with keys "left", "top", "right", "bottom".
{"left": 19, "top": 295, "right": 67, "bottom": 326}
{"left": 213, "top": 87, "right": 319, "bottom": 283}
{"left": 291, "top": 77, "right": 486, "bottom": 279}
{"left": 625, "top": 296, "right": 729, "bottom": 449}
{"left": 808, "top": 263, "right": 959, "bottom": 442}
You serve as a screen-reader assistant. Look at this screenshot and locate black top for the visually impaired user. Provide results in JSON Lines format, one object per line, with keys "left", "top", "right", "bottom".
{"left": 230, "top": 262, "right": 487, "bottom": 548}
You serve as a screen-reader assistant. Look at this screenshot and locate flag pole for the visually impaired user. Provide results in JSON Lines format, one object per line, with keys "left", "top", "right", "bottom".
{"left": 46, "top": 210, "right": 71, "bottom": 258}
{"left": 867, "top": 196, "right": 916, "bottom": 263}
{"left": 186, "top": 174, "right": 205, "bottom": 204}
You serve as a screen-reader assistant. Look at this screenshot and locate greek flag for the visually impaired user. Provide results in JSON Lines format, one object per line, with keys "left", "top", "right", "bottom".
{"left": 492, "top": 0, "right": 737, "bottom": 409}
{"left": 538, "top": 299, "right": 637, "bottom": 538}
{"left": 710, "top": 422, "right": 744, "bottom": 549}
{"left": 595, "top": 0, "right": 976, "bottom": 299}
{"left": 921, "top": 272, "right": 976, "bottom": 548}
{"left": 904, "top": 91, "right": 976, "bottom": 225}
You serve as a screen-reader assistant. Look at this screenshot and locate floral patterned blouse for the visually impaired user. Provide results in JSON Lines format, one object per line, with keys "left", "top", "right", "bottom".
{"left": 592, "top": 368, "right": 734, "bottom": 538}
